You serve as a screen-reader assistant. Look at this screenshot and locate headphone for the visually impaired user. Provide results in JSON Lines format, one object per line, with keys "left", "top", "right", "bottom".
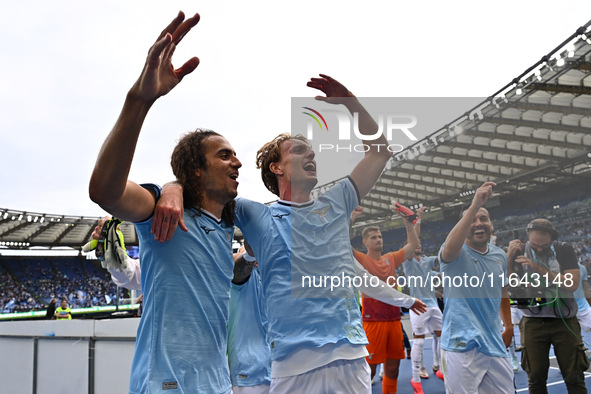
{"left": 526, "top": 221, "right": 558, "bottom": 241}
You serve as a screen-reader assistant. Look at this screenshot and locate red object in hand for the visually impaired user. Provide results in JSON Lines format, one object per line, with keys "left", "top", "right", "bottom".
{"left": 394, "top": 202, "right": 418, "bottom": 224}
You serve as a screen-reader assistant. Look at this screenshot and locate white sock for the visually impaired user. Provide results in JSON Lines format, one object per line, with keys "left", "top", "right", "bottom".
{"left": 433, "top": 334, "right": 441, "bottom": 367}
{"left": 411, "top": 337, "right": 425, "bottom": 382}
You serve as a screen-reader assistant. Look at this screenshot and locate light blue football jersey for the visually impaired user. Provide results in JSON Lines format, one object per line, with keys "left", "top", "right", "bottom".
{"left": 402, "top": 256, "right": 439, "bottom": 308}
{"left": 228, "top": 266, "right": 271, "bottom": 387}
{"left": 575, "top": 263, "right": 589, "bottom": 312}
{"left": 235, "top": 177, "right": 368, "bottom": 363}
{"left": 132, "top": 200, "right": 234, "bottom": 394}
{"left": 438, "top": 242, "right": 508, "bottom": 358}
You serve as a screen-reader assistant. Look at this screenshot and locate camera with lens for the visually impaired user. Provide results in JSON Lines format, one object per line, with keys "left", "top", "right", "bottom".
{"left": 507, "top": 230, "right": 546, "bottom": 308}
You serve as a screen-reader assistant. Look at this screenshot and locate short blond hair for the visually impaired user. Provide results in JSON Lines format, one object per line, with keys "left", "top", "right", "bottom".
{"left": 362, "top": 226, "right": 380, "bottom": 239}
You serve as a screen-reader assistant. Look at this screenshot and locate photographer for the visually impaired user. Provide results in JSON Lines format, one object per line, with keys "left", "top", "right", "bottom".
{"left": 507, "top": 218, "right": 588, "bottom": 394}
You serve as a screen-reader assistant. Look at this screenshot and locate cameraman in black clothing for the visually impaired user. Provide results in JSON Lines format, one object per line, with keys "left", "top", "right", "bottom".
{"left": 507, "top": 218, "right": 588, "bottom": 394}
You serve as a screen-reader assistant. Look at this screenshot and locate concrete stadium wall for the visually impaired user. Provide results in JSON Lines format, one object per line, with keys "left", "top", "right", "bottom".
{"left": 0, "top": 318, "right": 138, "bottom": 394}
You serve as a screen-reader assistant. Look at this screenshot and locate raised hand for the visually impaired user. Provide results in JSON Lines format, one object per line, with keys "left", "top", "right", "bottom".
{"left": 391, "top": 202, "right": 418, "bottom": 224}
{"left": 417, "top": 206, "right": 428, "bottom": 217}
{"left": 306, "top": 74, "right": 355, "bottom": 104}
{"left": 507, "top": 239, "right": 524, "bottom": 260}
{"left": 130, "top": 11, "right": 201, "bottom": 103}
{"left": 472, "top": 182, "right": 496, "bottom": 210}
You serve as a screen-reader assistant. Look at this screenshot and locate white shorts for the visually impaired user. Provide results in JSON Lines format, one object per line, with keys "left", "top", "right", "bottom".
{"left": 409, "top": 306, "right": 443, "bottom": 336}
{"left": 511, "top": 306, "right": 523, "bottom": 325}
{"left": 440, "top": 348, "right": 514, "bottom": 394}
{"left": 233, "top": 384, "right": 270, "bottom": 394}
{"left": 269, "top": 357, "right": 370, "bottom": 394}
{"left": 578, "top": 307, "right": 591, "bottom": 332}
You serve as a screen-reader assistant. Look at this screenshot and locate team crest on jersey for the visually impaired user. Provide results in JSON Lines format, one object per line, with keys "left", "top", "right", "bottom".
{"left": 311, "top": 206, "right": 330, "bottom": 222}
{"left": 200, "top": 226, "right": 215, "bottom": 234}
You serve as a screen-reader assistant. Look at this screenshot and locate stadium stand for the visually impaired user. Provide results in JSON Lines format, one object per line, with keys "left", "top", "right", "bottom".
{"left": 0, "top": 256, "right": 119, "bottom": 315}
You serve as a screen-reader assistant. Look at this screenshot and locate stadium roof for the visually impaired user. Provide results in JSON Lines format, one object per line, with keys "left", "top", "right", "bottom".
{"left": 318, "top": 20, "right": 591, "bottom": 224}
{"left": 0, "top": 211, "right": 138, "bottom": 251}
{"left": 2, "top": 20, "right": 591, "bottom": 250}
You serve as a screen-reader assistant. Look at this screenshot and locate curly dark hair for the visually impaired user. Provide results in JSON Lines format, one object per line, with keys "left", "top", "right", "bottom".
{"left": 255, "top": 133, "right": 310, "bottom": 197}
{"left": 171, "top": 129, "right": 235, "bottom": 224}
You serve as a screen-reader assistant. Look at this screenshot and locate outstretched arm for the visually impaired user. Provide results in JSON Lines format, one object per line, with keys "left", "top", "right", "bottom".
{"left": 353, "top": 259, "right": 426, "bottom": 314}
{"left": 440, "top": 182, "right": 495, "bottom": 263}
{"left": 414, "top": 206, "right": 427, "bottom": 238}
{"left": 401, "top": 218, "right": 420, "bottom": 260}
{"left": 307, "top": 75, "right": 392, "bottom": 199}
{"left": 89, "top": 217, "right": 142, "bottom": 291}
{"left": 89, "top": 12, "right": 201, "bottom": 222}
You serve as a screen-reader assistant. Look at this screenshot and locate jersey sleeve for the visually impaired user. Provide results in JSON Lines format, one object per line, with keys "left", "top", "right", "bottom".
{"left": 234, "top": 198, "right": 266, "bottom": 230}
{"left": 109, "top": 256, "right": 142, "bottom": 291}
{"left": 438, "top": 242, "right": 456, "bottom": 266}
{"left": 322, "top": 177, "right": 360, "bottom": 216}
{"left": 234, "top": 198, "right": 270, "bottom": 263}
{"left": 383, "top": 249, "right": 406, "bottom": 269}
{"left": 343, "top": 176, "right": 361, "bottom": 213}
